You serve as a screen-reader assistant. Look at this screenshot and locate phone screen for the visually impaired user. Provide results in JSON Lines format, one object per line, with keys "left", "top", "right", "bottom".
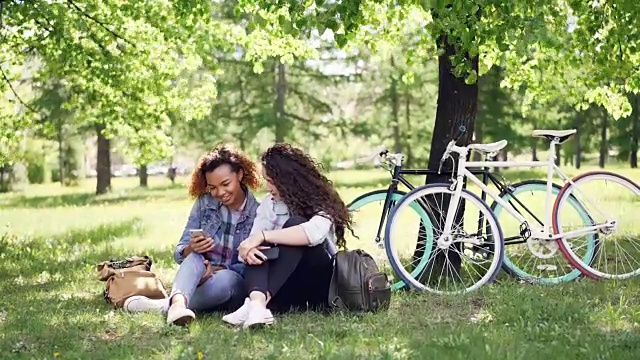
{"left": 189, "top": 229, "right": 205, "bottom": 237}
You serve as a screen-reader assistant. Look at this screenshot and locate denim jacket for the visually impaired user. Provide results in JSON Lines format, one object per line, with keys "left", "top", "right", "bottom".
{"left": 174, "top": 190, "right": 259, "bottom": 273}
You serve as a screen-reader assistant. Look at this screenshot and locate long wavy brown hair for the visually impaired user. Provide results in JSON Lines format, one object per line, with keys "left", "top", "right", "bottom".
{"left": 188, "top": 143, "right": 260, "bottom": 198}
{"left": 261, "top": 143, "right": 353, "bottom": 248}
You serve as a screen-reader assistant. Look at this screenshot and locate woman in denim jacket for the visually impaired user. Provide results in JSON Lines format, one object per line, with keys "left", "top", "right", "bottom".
{"left": 125, "top": 144, "right": 260, "bottom": 326}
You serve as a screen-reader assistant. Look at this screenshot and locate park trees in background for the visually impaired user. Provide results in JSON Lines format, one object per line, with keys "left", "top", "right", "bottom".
{"left": 233, "top": 0, "right": 640, "bottom": 273}
{"left": 1, "top": 1, "right": 234, "bottom": 193}
{"left": 237, "top": 0, "right": 640, "bottom": 166}
{"left": 2, "top": 0, "right": 640, "bottom": 195}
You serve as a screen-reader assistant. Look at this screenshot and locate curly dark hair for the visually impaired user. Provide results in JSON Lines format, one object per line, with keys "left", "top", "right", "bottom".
{"left": 261, "top": 143, "right": 353, "bottom": 248}
{"left": 188, "top": 143, "right": 260, "bottom": 198}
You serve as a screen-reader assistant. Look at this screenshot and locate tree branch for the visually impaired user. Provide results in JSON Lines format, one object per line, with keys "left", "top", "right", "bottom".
{"left": 290, "top": 62, "right": 355, "bottom": 82}
{"left": 288, "top": 87, "right": 333, "bottom": 113}
{"left": 0, "top": 67, "right": 43, "bottom": 118}
{"left": 0, "top": 0, "right": 4, "bottom": 29}
{"left": 213, "top": 56, "right": 253, "bottom": 66}
{"left": 284, "top": 111, "right": 311, "bottom": 122}
{"left": 66, "top": 0, "right": 136, "bottom": 49}
{"left": 618, "top": 39, "right": 623, "bottom": 62}
{"left": 32, "top": 18, "right": 53, "bottom": 33}
{"left": 83, "top": 32, "right": 112, "bottom": 57}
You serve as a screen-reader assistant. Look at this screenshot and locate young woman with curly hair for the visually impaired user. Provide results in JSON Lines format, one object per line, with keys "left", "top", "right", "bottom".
{"left": 222, "top": 143, "right": 353, "bottom": 328}
{"left": 124, "top": 143, "right": 261, "bottom": 326}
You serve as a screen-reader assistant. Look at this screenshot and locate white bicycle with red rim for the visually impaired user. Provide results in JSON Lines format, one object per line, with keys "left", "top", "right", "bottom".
{"left": 384, "top": 129, "right": 640, "bottom": 294}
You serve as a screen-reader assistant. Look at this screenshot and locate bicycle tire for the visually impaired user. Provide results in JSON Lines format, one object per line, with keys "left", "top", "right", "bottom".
{"left": 384, "top": 183, "right": 505, "bottom": 294}
{"left": 490, "top": 180, "right": 598, "bottom": 284}
{"left": 347, "top": 189, "right": 434, "bottom": 291}
{"left": 553, "top": 171, "right": 640, "bottom": 279}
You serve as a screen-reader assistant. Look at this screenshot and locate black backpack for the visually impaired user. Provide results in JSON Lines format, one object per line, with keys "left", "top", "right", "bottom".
{"left": 327, "top": 249, "right": 392, "bottom": 313}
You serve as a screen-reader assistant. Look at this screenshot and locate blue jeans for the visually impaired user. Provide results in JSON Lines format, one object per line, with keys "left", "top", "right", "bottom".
{"left": 171, "top": 253, "right": 246, "bottom": 312}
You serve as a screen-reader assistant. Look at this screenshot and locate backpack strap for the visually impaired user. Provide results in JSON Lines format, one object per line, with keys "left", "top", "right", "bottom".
{"left": 327, "top": 254, "right": 348, "bottom": 311}
{"left": 331, "top": 296, "right": 347, "bottom": 311}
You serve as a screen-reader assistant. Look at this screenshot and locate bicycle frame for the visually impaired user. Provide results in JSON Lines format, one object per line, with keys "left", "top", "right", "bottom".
{"left": 443, "top": 140, "right": 604, "bottom": 242}
{"left": 368, "top": 154, "right": 526, "bottom": 247}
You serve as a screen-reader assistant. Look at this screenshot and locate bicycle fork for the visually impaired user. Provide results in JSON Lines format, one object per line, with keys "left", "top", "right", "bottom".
{"left": 373, "top": 166, "right": 402, "bottom": 248}
{"left": 438, "top": 175, "right": 466, "bottom": 249}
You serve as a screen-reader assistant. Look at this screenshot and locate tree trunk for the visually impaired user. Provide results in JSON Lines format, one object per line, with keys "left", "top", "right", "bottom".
{"left": 0, "top": 164, "right": 12, "bottom": 193}
{"left": 472, "top": 118, "right": 483, "bottom": 161}
{"left": 139, "top": 164, "right": 148, "bottom": 187}
{"left": 96, "top": 124, "right": 111, "bottom": 195}
{"left": 274, "top": 59, "right": 287, "bottom": 143}
{"left": 426, "top": 39, "right": 477, "bottom": 177}
{"left": 472, "top": 75, "right": 484, "bottom": 162}
{"left": 599, "top": 112, "right": 608, "bottom": 168}
{"left": 405, "top": 88, "right": 413, "bottom": 168}
{"left": 420, "top": 35, "right": 479, "bottom": 280}
{"left": 57, "top": 122, "right": 65, "bottom": 187}
{"left": 565, "top": 151, "right": 573, "bottom": 166}
{"left": 239, "top": 135, "right": 246, "bottom": 152}
{"left": 168, "top": 164, "right": 177, "bottom": 185}
{"left": 390, "top": 57, "right": 401, "bottom": 153}
{"left": 631, "top": 94, "right": 639, "bottom": 168}
{"left": 531, "top": 139, "right": 538, "bottom": 161}
{"left": 500, "top": 149, "right": 508, "bottom": 162}
{"left": 551, "top": 117, "right": 561, "bottom": 166}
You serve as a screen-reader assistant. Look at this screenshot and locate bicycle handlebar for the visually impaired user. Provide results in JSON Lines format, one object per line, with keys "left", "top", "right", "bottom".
{"left": 354, "top": 146, "right": 388, "bottom": 164}
{"left": 440, "top": 140, "right": 458, "bottom": 164}
{"left": 439, "top": 125, "right": 469, "bottom": 164}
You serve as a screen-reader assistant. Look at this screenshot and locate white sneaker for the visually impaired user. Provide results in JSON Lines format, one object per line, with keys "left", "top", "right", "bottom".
{"left": 222, "top": 298, "right": 251, "bottom": 326}
{"left": 243, "top": 301, "right": 275, "bottom": 329}
{"left": 124, "top": 296, "right": 169, "bottom": 313}
{"left": 166, "top": 303, "right": 195, "bottom": 326}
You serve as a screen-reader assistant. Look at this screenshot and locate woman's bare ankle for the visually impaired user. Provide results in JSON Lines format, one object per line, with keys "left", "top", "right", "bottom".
{"left": 249, "top": 291, "right": 268, "bottom": 306}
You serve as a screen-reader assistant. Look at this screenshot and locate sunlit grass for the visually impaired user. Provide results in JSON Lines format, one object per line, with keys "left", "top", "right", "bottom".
{"left": 0, "top": 168, "right": 639, "bottom": 359}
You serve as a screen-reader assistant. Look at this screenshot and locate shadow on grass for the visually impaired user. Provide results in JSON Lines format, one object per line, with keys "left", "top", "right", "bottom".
{"left": 0, "top": 218, "right": 150, "bottom": 279}
{"left": 0, "top": 184, "right": 187, "bottom": 210}
{"left": 0, "top": 218, "right": 179, "bottom": 358}
{"left": 2, "top": 170, "right": 555, "bottom": 211}
{"left": 2, "top": 214, "right": 640, "bottom": 358}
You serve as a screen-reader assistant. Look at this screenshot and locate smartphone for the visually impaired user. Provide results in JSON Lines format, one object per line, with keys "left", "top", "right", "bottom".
{"left": 259, "top": 247, "right": 279, "bottom": 261}
{"left": 189, "top": 229, "right": 205, "bottom": 238}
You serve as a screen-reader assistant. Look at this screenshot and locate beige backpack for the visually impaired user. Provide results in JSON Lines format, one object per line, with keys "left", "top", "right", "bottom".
{"left": 96, "top": 256, "right": 168, "bottom": 309}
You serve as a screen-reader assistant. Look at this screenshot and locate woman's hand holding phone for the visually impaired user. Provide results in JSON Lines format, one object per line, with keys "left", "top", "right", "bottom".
{"left": 189, "top": 229, "right": 215, "bottom": 254}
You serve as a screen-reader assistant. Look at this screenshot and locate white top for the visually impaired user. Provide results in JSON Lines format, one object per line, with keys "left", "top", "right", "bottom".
{"left": 246, "top": 194, "right": 338, "bottom": 253}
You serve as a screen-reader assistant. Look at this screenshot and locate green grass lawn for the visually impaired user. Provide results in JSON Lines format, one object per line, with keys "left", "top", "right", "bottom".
{"left": 1, "top": 167, "right": 640, "bottom": 359}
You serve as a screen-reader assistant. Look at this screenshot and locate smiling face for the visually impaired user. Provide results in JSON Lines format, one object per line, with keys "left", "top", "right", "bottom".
{"left": 261, "top": 166, "right": 281, "bottom": 201}
{"left": 204, "top": 164, "right": 245, "bottom": 209}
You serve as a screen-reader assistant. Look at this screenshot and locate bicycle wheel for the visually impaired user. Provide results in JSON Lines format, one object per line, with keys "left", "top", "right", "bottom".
{"left": 554, "top": 171, "right": 640, "bottom": 279}
{"left": 491, "top": 180, "right": 598, "bottom": 284}
{"left": 347, "top": 190, "right": 434, "bottom": 291}
{"left": 385, "top": 184, "right": 504, "bottom": 294}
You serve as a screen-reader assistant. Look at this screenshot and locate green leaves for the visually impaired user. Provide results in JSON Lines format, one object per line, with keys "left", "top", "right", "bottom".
{"left": 583, "top": 86, "right": 634, "bottom": 120}
{"left": 465, "top": 69, "right": 478, "bottom": 85}
{"left": 2, "top": 0, "right": 639, "bottom": 169}
{"left": 0, "top": 0, "right": 231, "bottom": 165}
{"left": 234, "top": 0, "right": 640, "bottom": 119}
